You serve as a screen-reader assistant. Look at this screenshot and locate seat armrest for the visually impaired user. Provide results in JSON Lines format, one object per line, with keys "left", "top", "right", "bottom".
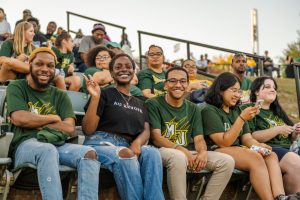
{"left": 0, "top": 132, "right": 14, "bottom": 158}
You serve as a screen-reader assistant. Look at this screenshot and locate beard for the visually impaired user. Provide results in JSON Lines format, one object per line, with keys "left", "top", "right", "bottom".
{"left": 30, "top": 66, "right": 55, "bottom": 89}
{"left": 92, "top": 36, "right": 103, "bottom": 44}
{"left": 235, "top": 68, "right": 246, "bottom": 74}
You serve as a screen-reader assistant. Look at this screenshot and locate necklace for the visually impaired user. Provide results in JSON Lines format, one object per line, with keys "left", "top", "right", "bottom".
{"left": 115, "top": 87, "right": 132, "bottom": 107}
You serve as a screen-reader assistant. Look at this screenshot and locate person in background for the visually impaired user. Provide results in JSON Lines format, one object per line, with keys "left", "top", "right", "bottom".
{"left": 52, "top": 31, "right": 81, "bottom": 91}
{"left": 202, "top": 72, "right": 298, "bottom": 200}
{"left": 81, "top": 46, "right": 115, "bottom": 93}
{"left": 120, "top": 33, "right": 131, "bottom": 48}
{"left": 82, "top": 53, "right": 164, "bottom": 200}
{"left": 263, "top": 50, "right": 280, "bottom": 78}
{"left": 0, "top": 22, "right": 34, "bottom": 83}
{"left": 182, "top": 59, "right": 212, "bottom": 92}
{"left": 137, "top": 45, "right": 166, "bottom": 98}
{"left": 77, "top": 23, "right": 109, "bottom": 72}
{"left": 195, "top": 54, "right": 208, "bottom": 72}
{"left": 284, "top": 55, "right": 295, "bottom": 78}
{"left": 57, "top": 27, "right": 64, "bottom": 35}
{"left": 27, "top": 17, "right": 47, "bottom": 48}
{"left": 107, "top": 41, "right": 123, "bottom": 55}
{"left": 15, "top": 9, "right": 32, "bottom": 26}
{"left": 44, "top": 21, "right": 57, "bottom": 44}
{"left": 249, "top": 76, "right": 300, "bottom": 195}
{"left": 0, "top": 8, "right": 12, "bottom": 42}
{"left": 231, "top": 53, "right": 252, "bottom": 104}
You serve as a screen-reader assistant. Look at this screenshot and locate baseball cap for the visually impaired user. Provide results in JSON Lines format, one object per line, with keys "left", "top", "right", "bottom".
{"left": 107, "top": 42, "right": 121, "bottom": 49}
{"left": 92, "top": 23, "right": 106, "bottom": 34}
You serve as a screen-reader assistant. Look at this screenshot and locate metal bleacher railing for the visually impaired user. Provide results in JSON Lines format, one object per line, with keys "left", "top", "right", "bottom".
{"left": 138, "top": 31, "right": 300, "bottom": 117}
{"left": 66, "top": 11, "right": 126, "bottom": 37}
{"left": 137, "top": 30, "right": 265, "bottom": 76}
{"left": 292, "top": 62, "right": 300, "bottom": 116}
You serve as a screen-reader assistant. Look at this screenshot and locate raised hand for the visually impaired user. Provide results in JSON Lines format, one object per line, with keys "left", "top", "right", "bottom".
{"left": 83, "top": 74, "right": 100, "bottom": 98}
{"left": 240, "top": 106, "right": 259, "bottom": 121}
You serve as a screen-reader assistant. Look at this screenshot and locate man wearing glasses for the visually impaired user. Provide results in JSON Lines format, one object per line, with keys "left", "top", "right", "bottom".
{"left": 231, "top": 53, "right": 252, "bottom": 104}
{"left": 137, "top": 45, "right": 166, "bottom": 98}
{"left": 146, "top": 67, "right": 235, "bottom": 200}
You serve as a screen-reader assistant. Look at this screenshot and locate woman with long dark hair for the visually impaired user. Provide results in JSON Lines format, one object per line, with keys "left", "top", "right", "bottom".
{"left": 202, "top": 72, "right": 296, "bottom": 200}
{"left": 249, "top": 76, "right": 300, "bottom": 194}
{"left": 82, "top": 53, "right": 164, "bottom": 200}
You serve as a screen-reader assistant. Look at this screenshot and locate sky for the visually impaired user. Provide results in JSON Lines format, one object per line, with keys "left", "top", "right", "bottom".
{"left": 2, "top": 0, "right": 300, "bottom": 63}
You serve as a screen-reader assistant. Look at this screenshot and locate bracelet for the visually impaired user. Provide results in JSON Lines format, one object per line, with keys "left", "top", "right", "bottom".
{"left": 172, "top": 144, "right": 180, "bottom": 149}
{"left": 239, "top": 115, "right": 246, "bottom": 122}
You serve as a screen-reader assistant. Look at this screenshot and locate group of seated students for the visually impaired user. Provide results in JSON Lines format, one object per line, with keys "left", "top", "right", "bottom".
{"left": 1, "top": 22, "right": 300, "bottom": 200}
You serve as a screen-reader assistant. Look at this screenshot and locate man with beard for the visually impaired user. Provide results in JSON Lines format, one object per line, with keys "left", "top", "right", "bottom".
{"left": 77, "top": 23, "right": 109, "bottom": 72}
{"left": 231, "top": 53, "right": 252, "bottom": 104}
{"left": 6, "top": 47, "right": 100, "bottom": 200}
{"left": 146, "top": 67, "right": 235, "bottom": 200}
{"left": 44, "top": 21, "right": 57, "bottom": 41}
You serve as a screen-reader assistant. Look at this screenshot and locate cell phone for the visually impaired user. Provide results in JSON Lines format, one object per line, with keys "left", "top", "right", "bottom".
{"left": 255, "top": 99, "right": 264, "bottom": 107}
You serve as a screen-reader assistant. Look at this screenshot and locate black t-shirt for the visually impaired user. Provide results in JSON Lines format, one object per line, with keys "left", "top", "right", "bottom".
{"left": 33, "top": 33, "right": 48, "bottom": 47}
{"left": 84, "top": 87, "right": 148, "bottom": 139}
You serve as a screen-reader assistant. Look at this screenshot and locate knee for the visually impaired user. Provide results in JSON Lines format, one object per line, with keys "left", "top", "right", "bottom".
{"left": 84, "top": 150, "right": 97, "bottom": 160}
{"left": 39, "top": 143, "right": 59, "bottom": 159}
{"left": 282, "top": 152, "right": 300, "bottom": 170}
{"left": 268, "top": 152, "right": 279, "bottom": 161}
{"left": 248, "top": 151, "right": 265, "bottom": 168}
{"left": 141, "top": 146, "right": 161, "bottom": 161}
{"left": 220, "top": 154, "right": 235, "bottom": 170}
{"left": 118, "top": 148, "right": 135, "bottom": 158}
{"left": 168, "top": 150, "right": 187, "bottom": 169}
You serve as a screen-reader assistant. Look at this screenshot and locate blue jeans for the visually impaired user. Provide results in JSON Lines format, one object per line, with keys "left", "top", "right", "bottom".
{"left": 14, "top": 138, "right": 100, "bottom": 200}
{"left": 83, "top": 131, "right": 164, "bottom": 200}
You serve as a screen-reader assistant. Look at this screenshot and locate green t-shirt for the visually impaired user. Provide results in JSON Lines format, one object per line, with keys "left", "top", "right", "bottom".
{"left": 52, "top": 46, "right": 74, "bottom": 75}
{"left": 137, "top": 68, "right": 166, "bottom": 96}
{"left": 240, "top": 77, "right": 252, "bottom": 104}
{"left": 202, "top": 104, "right": 250, "bottom": 148}
{"left": 6, "top": 79, "right": 75, "bottom": 156}
{"left": 81, "top": 67, "right": 103, "bottom": 94}
{"left": 248, "top": 108, "right": 291, "bottom": 148}
{"left": 0, "top": 39, "right": 31, "bottom": 57}
{"left": 146, "top": 95, "right": 203, "bottom": 146}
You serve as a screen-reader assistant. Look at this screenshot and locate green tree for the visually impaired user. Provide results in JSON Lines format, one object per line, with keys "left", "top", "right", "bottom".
{"left": 281, "top": 30, "right": 300, "bottom": 63}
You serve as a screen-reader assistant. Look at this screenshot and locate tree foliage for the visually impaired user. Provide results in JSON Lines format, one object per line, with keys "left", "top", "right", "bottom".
{"left": 281, "top": 30, "right": 300, "bottom": 63}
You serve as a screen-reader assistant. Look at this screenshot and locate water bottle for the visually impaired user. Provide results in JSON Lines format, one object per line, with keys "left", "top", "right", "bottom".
{"left": 290, "top": 141, "right": 299, "bottom": 154}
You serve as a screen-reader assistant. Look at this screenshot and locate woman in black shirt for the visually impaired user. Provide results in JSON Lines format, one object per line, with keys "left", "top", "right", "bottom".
{"left": 82, "top": 53, "right": 163, "bottom": 200}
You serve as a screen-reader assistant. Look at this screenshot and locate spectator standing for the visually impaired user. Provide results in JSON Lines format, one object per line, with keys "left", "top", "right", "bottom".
{"left": 263, "top": 50, "right": 280, "bottom": 78}
{"left": 0, "top": 8, "right": 12, "bottom": 42}
{"left": 120, "top": 33, "right": 131, "bottom": 48}
{"left": 285, "top": 55, "right": 295, "bottom": 78}
{"left": 196, "top": 54, "right": 208, "bottom": 72}
{"left": 15, "top": 9, "right": 32, "bottom": 26}
{"left": 44, "top": 21, "right": 57, "bottom": 43}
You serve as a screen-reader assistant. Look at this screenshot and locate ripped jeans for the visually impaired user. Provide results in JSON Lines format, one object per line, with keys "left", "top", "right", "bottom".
{"left": 14, "top": 138, "right": 100, "bottom": 200}
{"left": 83, "top": 131, "right": 164, "bottom": 200}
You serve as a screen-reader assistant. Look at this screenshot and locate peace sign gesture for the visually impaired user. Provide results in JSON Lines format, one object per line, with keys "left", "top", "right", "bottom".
{"left": 83, "top": 74, "right": 101, "bottom": 98}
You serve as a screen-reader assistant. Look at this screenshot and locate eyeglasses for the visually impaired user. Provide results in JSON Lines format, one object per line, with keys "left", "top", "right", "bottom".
{"left": 148, "top": 52, "right": 163, "bottom": 57}
{"left": 166, "top": 78, "right": 188, "bottom": 86}
{"left": 95, "top": 56, "right": 110, "bottom": 61}
{"left": 227, "top": 88, "right": 243, "bottom": 96}
{"left": 183, "top": 64, "right": 197, "bottom": 70}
